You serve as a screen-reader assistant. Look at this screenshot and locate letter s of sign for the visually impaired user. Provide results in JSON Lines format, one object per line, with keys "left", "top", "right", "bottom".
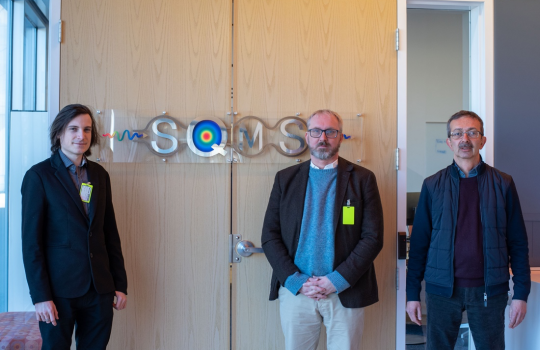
{"left": 151, "top": 118, "right": 178, "bottom": 155}
{"left": 279, "top": 119, "right": 306, "bottom": 154}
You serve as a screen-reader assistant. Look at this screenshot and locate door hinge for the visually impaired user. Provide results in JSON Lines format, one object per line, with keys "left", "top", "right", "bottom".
{"left": 395, "top": 28, "right": 399, "bottom": 51}
{"left": 396, "top": 267, "right": 400, "bottom": 290}
{"left": 395, "top": 148, "right": 400, "bottom": 170}
{"left": 58, "top": 20, "right": 62, "bottom": 43}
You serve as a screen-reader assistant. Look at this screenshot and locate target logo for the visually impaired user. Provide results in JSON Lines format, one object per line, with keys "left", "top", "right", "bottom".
{"left": 187, "top": 118, "right": 227, "bottom": 156}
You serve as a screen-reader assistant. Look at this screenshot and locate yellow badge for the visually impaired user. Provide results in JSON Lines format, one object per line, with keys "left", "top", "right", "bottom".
{"left": 80, "top": 183, "right": 93, "bottom": 203}
{"left": 343, "top": 204, "right": 354, "bottom": 225}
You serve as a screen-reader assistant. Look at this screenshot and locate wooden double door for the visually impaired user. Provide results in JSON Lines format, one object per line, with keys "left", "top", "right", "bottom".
{"left": 60, "top": 0, "right": 396, "bottom": 348}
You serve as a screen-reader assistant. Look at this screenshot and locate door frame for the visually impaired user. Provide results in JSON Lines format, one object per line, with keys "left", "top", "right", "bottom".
{"left": 396, "top": 0, "right": 494, "bottom": 348}
{"left": 48, "top": 0, "right": 61, "bottom": 123}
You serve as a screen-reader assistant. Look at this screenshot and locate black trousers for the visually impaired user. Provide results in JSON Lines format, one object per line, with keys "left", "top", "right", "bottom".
{"left": 426, "top": 287, "right": 508, "bottom": 350}
{"left": 39, "top": 285, "right": 115, "bottom": 350}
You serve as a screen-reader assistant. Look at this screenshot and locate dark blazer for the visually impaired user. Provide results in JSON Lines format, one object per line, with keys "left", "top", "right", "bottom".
{"left": 261, "top": 157, "right": 384, "bottom": 308}
{"left": 22, "top": 151, "right": 128, "bottom": 304}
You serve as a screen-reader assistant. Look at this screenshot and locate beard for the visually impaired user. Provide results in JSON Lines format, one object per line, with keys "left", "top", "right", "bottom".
{"left": 309, "top": 140, "right": 341, "bottom": 160}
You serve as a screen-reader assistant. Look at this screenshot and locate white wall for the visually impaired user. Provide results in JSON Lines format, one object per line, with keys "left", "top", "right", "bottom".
{"left": 8, "top": 111, "right": 49, "bottom": 311}
{"left": 504, "top": 274, "right": 540, "bottom": 348}
{"left": 407, "top": 9, "right": 470, "bottom": 192}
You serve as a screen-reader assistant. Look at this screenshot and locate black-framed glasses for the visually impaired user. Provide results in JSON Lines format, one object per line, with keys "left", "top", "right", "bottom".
{"left": 307, "top": 128, "right": 340, "bottom": 138}
{"left": 449, "top": 129, "right": 483, "bottom": 140}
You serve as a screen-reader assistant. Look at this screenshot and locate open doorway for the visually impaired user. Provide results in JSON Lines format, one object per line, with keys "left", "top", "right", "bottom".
{"left": 396, "top": 0, "right": 494, "bottom": 349}
{"left": 406, "top": 8, "right": 473, "bottom": 350}
{"left": 407, "top": 9, "right": 470, "bottom": 193}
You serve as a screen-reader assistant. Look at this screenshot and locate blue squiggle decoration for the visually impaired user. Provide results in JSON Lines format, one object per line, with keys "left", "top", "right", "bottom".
{"left": 102, "top": 130, "right": 144, "bottom": 141}
{"left": 344, "top": 134, "right": 352, "bottom": 139}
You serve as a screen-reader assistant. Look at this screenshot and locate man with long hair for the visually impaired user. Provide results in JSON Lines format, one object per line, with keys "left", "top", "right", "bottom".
{"left": 22, "top": 104, "right": 128, "bottom": 350}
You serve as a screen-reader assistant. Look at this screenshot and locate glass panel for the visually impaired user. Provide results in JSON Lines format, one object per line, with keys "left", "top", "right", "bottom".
{"left": 7, "top": 111, "right": 49, "bottom": 311}
{"left": 94, "top": 110, "right": 231, "bottom": 164}
{"left": 232, "top": 116, "right": 364, "bottom": 165}
{"left": 93, "top": 111, "right": 365, "bottom": 164}
{"left": 0, "top": 0, "right": 7, "bottom": 193}
{"left": 23, "top": 16, "right": 37, "bottom": 110}
{"left": 35, "top": 26, "right": 46, "bottom": 110}
{"left": 0, "top": 0, "right": 9, "bottom": 313}
{"left": 93, "top": 111, "right": 319, "bottom": 164}
{"left": 33, "top": 0, "right": 49, "bottom": 20}
{"left": 12, "top": 0, "right": 47, "bottom": 111}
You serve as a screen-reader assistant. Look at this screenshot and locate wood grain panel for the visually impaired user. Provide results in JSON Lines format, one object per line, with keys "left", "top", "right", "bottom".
{"left": 60, "top": 0, "right": 232, "bottom": 349}
{"left": 232, "top": 163, "right": 328, "bottom": 349}
{"left": 233, "top": 0, "right": 397, "bottom": 349}
{"left": 61, "top": 0, "right": 231, "bottom": 116}
{"left": 106, "top": 163, "right": 230, "bottom": 350}
{"left": 232, "top": 163, "right": 285, "bottom": 349}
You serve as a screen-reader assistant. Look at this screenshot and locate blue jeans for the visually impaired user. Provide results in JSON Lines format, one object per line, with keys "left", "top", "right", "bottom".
{"left": 426, "top": 287, "right": 508, "bottom": 350}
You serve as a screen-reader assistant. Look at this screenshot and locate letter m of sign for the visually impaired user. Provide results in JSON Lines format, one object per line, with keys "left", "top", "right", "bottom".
{"left": 238, "top": 121, "right": 263, "bottom": 151}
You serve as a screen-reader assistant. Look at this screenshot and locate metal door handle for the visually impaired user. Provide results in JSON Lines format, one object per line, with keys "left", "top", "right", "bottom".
{"left": 236, "top": 240, "right": 264, "bottom": 257}
{"left": 229, "top": 235, "right": 264, "bottom": 263}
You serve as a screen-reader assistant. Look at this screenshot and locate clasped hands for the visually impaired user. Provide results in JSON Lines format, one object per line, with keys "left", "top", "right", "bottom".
{"left": 299, "top": 276, "right": 337, "bottom": 300}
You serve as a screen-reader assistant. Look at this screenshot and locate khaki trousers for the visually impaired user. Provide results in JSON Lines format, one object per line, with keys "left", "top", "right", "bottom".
{"left": 278, "top": 287, "right": 365, "bottom": 350}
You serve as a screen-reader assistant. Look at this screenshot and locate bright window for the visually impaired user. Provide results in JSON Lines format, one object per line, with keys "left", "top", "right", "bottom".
{"left": 0, "top": 0, "right": 10, "bottom": 313}
{"left": 12, "top": 0, "right": 48, "bottom": 112}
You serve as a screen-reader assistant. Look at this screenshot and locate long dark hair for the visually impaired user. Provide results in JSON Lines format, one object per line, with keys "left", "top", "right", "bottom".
{"left": 50, "top": 104, "right": 99, "bottom": 156}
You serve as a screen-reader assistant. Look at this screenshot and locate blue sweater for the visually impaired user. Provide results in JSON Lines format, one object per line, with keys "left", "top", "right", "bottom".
{"left": 284, "top": 166, "right": 350, "bottom": 295}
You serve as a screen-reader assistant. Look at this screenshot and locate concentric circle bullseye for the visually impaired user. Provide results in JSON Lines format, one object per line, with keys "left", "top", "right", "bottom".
{"left": 201, "top": 131, "right": 212, "bottom": 141}
{"left": 192, "top": 120, "right": 222, "bottom": 152}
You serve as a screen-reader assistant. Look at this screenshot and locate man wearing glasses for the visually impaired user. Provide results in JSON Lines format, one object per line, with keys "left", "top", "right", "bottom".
{"left": 406, "top": 110, "right": 531, "bottom": 349}
{"left": 262, "top": 109, "right": 384, "bottom": 350}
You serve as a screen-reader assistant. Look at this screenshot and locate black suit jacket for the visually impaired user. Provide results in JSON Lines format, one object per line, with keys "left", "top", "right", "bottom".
{"left": 22, "top": 151, "right": 128, "bottom": 304}
{"left": 261, "top": 157, "right": 384, "bottom": 308}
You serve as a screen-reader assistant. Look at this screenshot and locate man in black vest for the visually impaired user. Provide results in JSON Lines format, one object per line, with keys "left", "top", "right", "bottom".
{"left": 406, "top": 110, "right": 530, "bottom": 349}
{"left": 22, "top": 104, "right": 128, "bottom": 350}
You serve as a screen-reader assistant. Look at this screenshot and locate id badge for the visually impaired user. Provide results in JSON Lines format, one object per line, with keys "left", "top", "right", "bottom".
{"left": 80, "top": 183, "right": 93, "bottom": 203}
{"left": 343, "top": 206, "right": 355, "bottom": 225}
{"left": 343, "top": 199, "right": 354, "bottom": 225}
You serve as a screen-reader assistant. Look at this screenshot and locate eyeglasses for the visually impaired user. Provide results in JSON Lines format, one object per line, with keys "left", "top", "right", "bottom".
{"left": 449, "top": 129, "right": 483, "bottom": 140}
{"left": 307, "top": 128, "right": 340, "bottom": 138}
